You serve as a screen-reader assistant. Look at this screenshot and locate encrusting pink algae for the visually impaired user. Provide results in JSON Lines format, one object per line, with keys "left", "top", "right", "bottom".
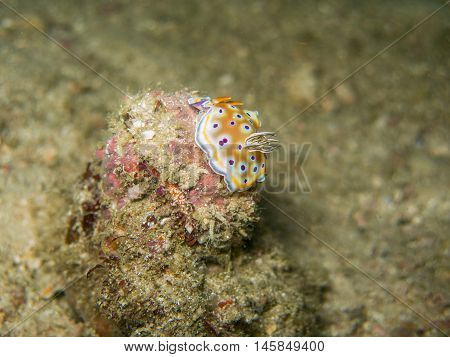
{"left": 57, "top": 90, "right": 320, "bottom": 336}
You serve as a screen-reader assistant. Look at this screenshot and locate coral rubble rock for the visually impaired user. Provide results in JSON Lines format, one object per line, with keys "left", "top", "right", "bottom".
{"left": 58, "top": 90, "right": 319, "bottom": 336}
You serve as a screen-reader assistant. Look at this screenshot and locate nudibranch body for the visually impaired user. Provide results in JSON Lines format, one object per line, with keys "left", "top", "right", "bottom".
{"left": 189, "top": 96, "right": 280, "bottom": 192}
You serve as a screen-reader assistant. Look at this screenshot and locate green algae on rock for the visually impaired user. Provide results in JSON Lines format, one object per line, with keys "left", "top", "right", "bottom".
{"left": 58, "top": 90, "right": 320, "bottom": 336}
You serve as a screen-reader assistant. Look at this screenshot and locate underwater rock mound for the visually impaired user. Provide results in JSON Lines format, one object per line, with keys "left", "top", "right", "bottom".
{"left": 58, "top": 90, "right": 319, "bottom": 336}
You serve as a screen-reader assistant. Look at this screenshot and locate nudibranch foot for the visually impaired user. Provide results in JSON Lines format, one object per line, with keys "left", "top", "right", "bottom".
{"left": 188, "top": 96, "right": 213, "bottom": 111}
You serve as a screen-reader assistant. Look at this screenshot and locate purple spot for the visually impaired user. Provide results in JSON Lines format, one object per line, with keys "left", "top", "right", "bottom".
{"left": 241, "top": 165, "right": 246, "bottom": 171}
{"left": 237, "top": 114, "right": 242, "bottom": 118}
{"left": 238, "top": 144, "right": 242, "bottom": 150}
{"left": 219, "top": 141, "right": 224, "bottom": 146}
{"left": 223, "top": 138, "right": 228, "bottom": 143}
{"left": 250, "top": 155, "right": 255, "bottom": 161}
{"left": 213, "top": 123, "right": 218, "bottom": 128}
{"left": 262, "top": 163, "right": 265, "bottom": 168}
{"left": 244, "top": 179, "right": 248, "bottom": 183}
{"left": 219, "top": 109, "right": 223, "bottom": 113}
{"left": 229, "top": 160, "right": 234, "bottom": 165}
{"left": 244, "top": 125, "right": 250, "bottom": 130}
{"left": 230, "top": 121, "right": 235, "bottom": 126}
{"left": 253, "top": 166, "right": 258, "bottom": 172}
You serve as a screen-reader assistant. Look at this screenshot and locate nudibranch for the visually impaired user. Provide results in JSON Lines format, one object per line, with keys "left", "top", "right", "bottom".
{"left": 189, "top": 96, "right": 280, "bottom": 192}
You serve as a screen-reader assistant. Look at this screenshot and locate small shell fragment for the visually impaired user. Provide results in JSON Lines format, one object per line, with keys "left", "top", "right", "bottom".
{"left": 142, "top": 130, "right": 155, "bottom": 140}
